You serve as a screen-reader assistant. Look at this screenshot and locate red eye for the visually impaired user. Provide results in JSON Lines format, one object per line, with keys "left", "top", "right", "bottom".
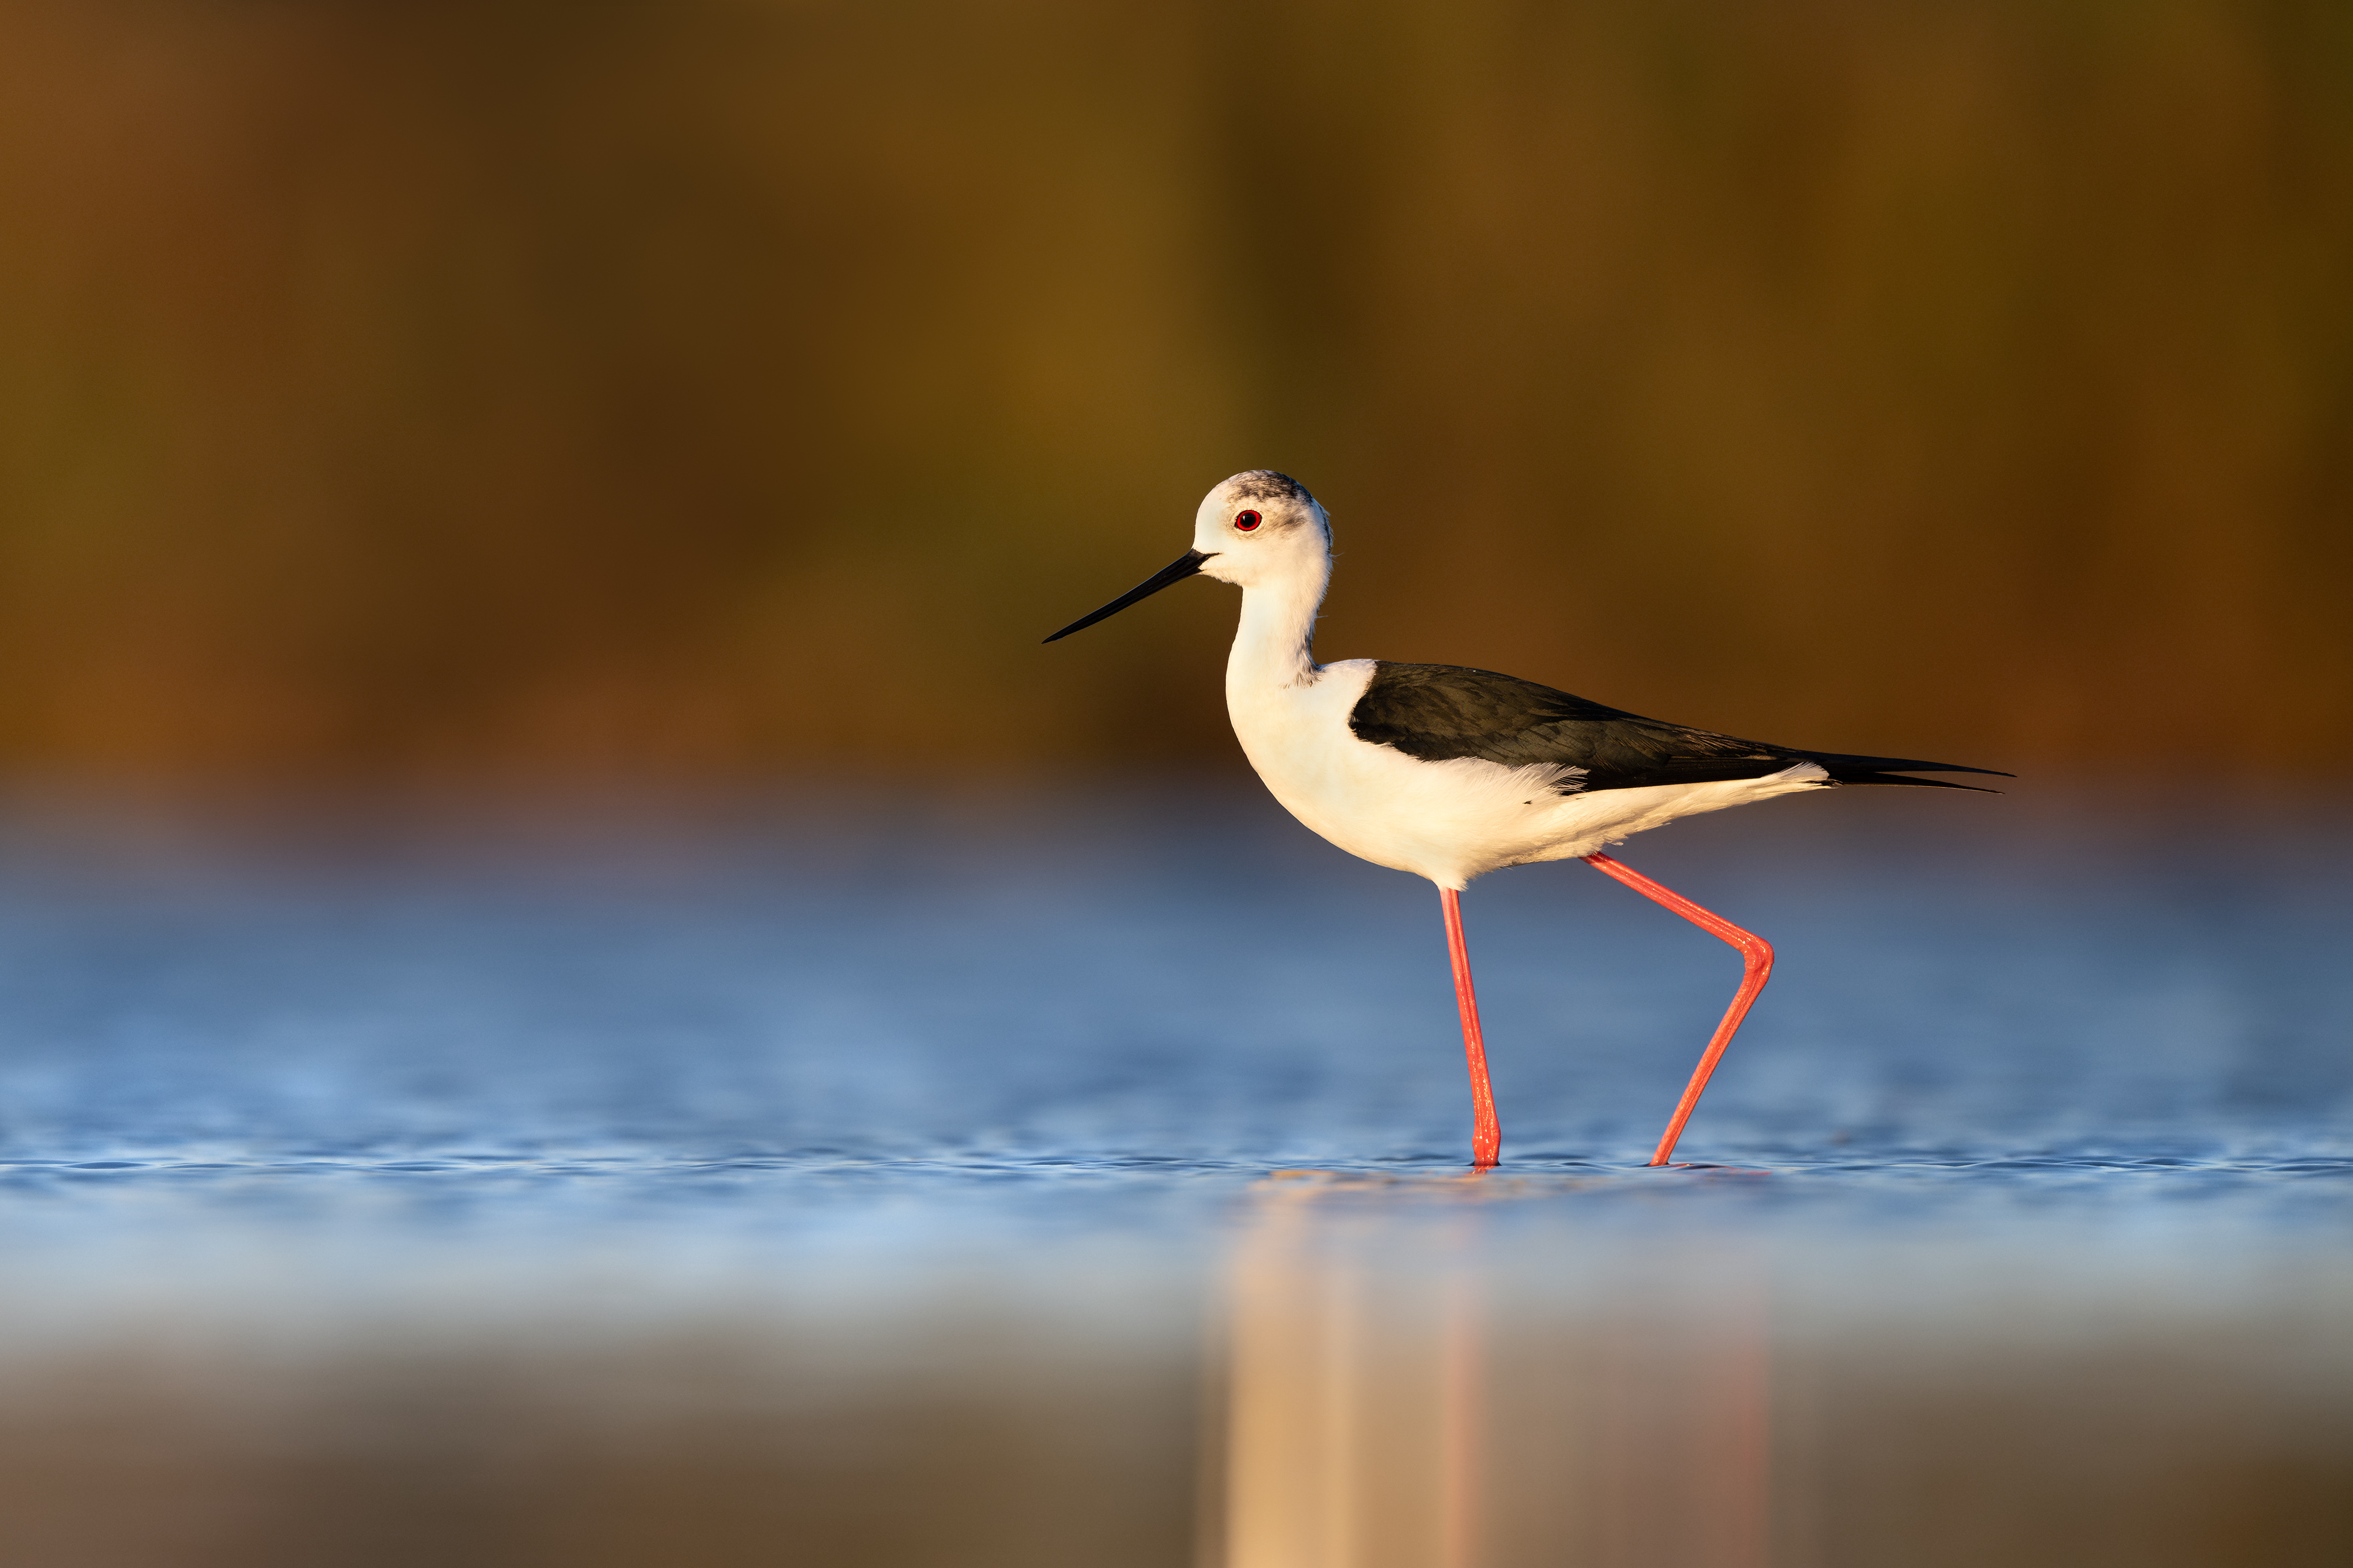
{"left": 1234, "top": 511, "right": 1262, "bottom": 531}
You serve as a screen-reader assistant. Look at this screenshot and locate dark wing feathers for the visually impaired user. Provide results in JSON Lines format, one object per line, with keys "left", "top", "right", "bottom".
{"left": 1347, "top": 663, "right": 2008, "bottom": 795}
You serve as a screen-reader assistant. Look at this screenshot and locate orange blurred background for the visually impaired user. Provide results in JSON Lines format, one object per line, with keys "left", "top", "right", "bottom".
{"left": 0, "top": 0, "right": 2345, "bottom": 782}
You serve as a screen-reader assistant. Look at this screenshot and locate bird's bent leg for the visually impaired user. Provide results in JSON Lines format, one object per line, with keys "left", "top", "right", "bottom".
{"left": 1439, "top": 886, "right": 1502, "bottom": 1168}
{"left": 1581, "top": 853, "right": 1774, "bottom": 1167}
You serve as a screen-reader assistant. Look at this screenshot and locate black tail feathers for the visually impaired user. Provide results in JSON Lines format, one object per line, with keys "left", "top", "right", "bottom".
{"left": 1827, "top": 770, "right": 2004, "bottom": 793}
{"left": 1799, "top": 750, "right": 2012, "bottom": 794}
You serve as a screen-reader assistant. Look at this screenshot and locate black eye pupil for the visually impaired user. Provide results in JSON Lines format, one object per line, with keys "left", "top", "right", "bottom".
{"left": 1235, "top": 511, "right": 1262, "bottom": 531}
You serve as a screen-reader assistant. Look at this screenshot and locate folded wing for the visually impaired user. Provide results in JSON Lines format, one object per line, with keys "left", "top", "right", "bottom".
{"left": 1347, "top": 662, "right": 2009, "bottom": 794}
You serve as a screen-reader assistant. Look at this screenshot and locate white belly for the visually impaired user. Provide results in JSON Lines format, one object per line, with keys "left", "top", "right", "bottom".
{"left": 1228, "top": 660, "right": 1828, "bottom": 889}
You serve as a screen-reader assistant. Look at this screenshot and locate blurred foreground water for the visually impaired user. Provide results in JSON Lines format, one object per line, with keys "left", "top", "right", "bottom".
{"left": 0, "top": 780, "right": 2345, "bottom": 1567}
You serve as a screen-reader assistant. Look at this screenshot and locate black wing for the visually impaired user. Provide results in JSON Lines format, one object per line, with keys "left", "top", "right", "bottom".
{"left": 1347, "top": 663, "right": 2009, "bottom": 794}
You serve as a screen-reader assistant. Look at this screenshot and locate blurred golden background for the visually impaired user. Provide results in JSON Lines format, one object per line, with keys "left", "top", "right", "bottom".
{"left": 0, "top": 0, "right": 2345, "bottom": 782}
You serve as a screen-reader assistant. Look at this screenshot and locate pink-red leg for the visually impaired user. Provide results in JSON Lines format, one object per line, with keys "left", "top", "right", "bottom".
{"left": 1582, "top": 852, "right": 1775, "bottom": 1167}
{"left": 1438, "top": 887, "right": 1502, "bottom": 1168}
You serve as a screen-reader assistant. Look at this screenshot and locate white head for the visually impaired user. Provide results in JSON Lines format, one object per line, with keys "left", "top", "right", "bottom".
{"left": 1043, "top": 471, "right": 1331, "bottom": 643}
{"left": 1191, "top": 471, "right": 1332, "bottom": 590}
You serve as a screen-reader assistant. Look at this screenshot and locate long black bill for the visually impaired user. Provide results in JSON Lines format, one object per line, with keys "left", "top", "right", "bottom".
{"left": 1041, "top": 549, "right": 1212, "bottom": 643}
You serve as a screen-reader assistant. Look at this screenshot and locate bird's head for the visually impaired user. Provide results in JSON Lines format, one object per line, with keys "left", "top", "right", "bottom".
{"left": 1191, "top": 471, "right": 1331, "bottom": 590}
{"left": 1042, "top": 471, "right": 1329, "bottom": 643}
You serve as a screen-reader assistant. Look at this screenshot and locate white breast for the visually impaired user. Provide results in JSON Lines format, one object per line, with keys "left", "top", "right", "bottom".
{"left": 1226, "top": 659, "right": 1830, "bottom": 889}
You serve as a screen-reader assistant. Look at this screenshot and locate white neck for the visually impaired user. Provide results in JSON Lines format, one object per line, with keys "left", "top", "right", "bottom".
{"left": 1225, "top": 558, "right": 1329, "bottom": 693}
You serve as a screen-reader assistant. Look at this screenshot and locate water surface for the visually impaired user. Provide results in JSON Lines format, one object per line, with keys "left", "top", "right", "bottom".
{"left": 0, "top": 783, "right": 2344, "bottom": 1566}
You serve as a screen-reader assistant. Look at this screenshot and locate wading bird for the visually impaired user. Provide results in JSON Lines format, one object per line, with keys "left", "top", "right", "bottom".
{"left": 1046, "top": 472, "right": 2003, "bottom": 1167}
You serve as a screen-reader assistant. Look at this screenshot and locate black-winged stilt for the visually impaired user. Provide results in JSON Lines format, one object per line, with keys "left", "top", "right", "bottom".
{"left": 1045, "top": 472, "right": 2005, "bottom": 1168}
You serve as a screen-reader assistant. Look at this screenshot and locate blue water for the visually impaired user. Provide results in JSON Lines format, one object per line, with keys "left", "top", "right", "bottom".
{"left": 0, "top": 780, "right": 2342, "bottom": 1197}
{"left": 0, "top": 782, "right": 2343, "bottom": 1566}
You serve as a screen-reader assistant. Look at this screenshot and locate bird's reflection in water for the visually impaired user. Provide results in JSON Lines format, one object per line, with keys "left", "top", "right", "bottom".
{"left": 1216, "top": 1171, "right": 1771, "bottom": 1568}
